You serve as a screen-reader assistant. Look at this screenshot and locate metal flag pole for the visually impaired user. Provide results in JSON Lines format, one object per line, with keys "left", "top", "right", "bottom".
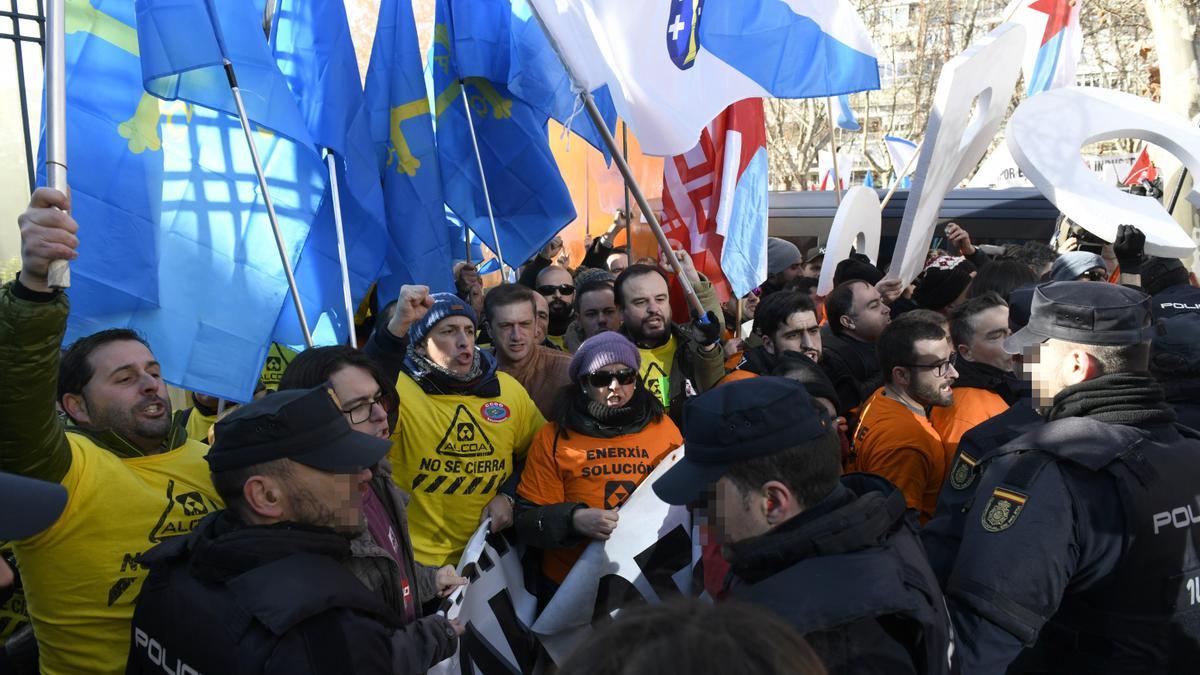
{"left": 44, "top": 0, "right": 70, "bottom": 289}
{"left": 458, "top": 81, "right": 508, "bottom": 278}
{"left": 324, "top": 150, "right": 357, "bottom": 348}
{"left": 222, "top": 60, "right": 314, "bottom": 347}
{"left": 825, "top": 97, "right": 843, "bottom": 204}
{"left": 621, "top": 120, "right": 632, "bottom": 253}
{"left": 879, "top": 139, "right": 923, "bottom": 211}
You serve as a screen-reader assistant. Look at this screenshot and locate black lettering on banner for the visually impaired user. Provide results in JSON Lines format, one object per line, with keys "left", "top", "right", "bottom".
{"left": 459, "top": 590, "right": 538, "bottom": 675}
{"left": 477, "top": 549, "right": 495, "bottom": 574}
{"left": 591, "top": 524, "right": 692, "bottom": 624}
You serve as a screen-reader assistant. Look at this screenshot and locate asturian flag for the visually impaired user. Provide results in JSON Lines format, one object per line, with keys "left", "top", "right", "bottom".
{"left": 528, "top": 0, "right": 880, "bottom": 156}
{"left": 1003, "top": 0, "right": 1083, "bottom": 95}
{"left": 662, "top": 99, "right": 769, "bottom": 303}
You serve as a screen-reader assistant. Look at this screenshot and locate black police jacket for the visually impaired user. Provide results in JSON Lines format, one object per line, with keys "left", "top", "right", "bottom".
{"left": 724, "top": 474, "right": 954, "bottom": 675}
{"left": 126, "top": 511, "right": 439, "bottom": 675}
{"left": 820, "top": 333, "right": 883, "bottom": 418}
{"left": 948, "top": 417, "right": 1200, "bottom": 674}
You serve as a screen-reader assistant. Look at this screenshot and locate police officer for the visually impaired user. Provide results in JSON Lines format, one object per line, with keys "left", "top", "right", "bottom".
{"left": 653, "top": 377, "right": 953, "bottom": 675}
{"left": 947, "top": 281, "right": 1200, "bottom": 673}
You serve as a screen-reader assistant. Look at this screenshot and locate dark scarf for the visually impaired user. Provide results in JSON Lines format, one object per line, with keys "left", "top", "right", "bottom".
{"left": 1044, "top": 373, "right": 1176, "bottom": 427}
{"left": 952, "top": 357, "right": 1025, "bottom": 405}
{"left": 403, "top": 346, "right": 500, "bottom": 397}
{"left": 565, "top": 387, "right": 657, "bottom": 439}
{"left": 1161, "top": 378, "right": 1200, "bottom": 405}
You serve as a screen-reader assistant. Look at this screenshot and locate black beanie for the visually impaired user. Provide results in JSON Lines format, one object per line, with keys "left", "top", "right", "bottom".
{"left": 773, "top": 351, "right": 842, "bottom": 411}
{"left": 833, "top": 256, "right": 883, "bottom": 287}
{"left": 913, "top": 256, "right": 976, "bottom": 311}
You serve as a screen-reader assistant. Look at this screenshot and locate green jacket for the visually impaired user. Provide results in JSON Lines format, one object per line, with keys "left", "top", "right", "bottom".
{"left": 0, "top": 281, "right": 187, "bottom": 483}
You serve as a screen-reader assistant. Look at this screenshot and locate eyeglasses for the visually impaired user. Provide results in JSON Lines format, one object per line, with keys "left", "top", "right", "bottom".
{"left": 902, "top": 352, "right": 957, "bottom": 377}
{"left": 585, "top": 369, "right": 638, "bottom": 388}
{"left": 1081, "top": 268, "right": 1108, "bottom": 281}
{"left": 341, "top": 391, "right": 387, "bottom": 424}
{"left": 537, "top": 284, "right": 575, "bottom": 297}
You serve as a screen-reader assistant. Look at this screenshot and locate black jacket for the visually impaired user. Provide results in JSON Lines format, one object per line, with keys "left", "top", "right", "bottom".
{"left": 126, "top": 512, "right": 457, "bottom": 675}
{"left": 725, "top": 474, "right": 954, "bottom": 675}
{"left": 820, "top": 332, "right": 883, "bottom": 418}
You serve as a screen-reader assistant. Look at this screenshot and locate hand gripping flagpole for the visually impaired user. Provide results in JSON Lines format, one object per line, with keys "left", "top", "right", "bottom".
{"left": 459, "top": 82, "right": 509, "bottom": 279}
{"left": 324, "top": 150, "right": 357, "bottom": 348}
{"left": 44, "top": 0, "right": 70, "bottom": 289}
{"left": 526, "top": 6, "right": 707, "bottom": 320}
{"left": 222, "top": 60, "right": 314, "bottom": 347}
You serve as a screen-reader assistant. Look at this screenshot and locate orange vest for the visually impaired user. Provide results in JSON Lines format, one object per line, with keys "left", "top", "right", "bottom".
{"left": 928, "top": 387, "right": 1010, "bottom": 456}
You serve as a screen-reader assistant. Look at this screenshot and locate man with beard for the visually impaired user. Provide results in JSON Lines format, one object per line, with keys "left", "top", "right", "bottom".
{"left": 484, "top": 283, "right": 572, "bottom": 419}
{"left": 0, "top": 188, "right": 221, "bottom": 674}
{"left": 614, "top": 260, "right": 724, "bottom": 419}
{"left": 758, "top": 238, "right": 804, "bottom": 297}
{"left": 821, "top": 279, "right": 892, "bottom": 418}
{"left": 931, "top": 292, "right": 1023, "bottom": 454}
{"left": 564, "top": 279, "right": 621, "bottom": 352}
{"left": 536, "top": 266, "right": 577, "bottom": 350}
{"left": 128, "top": 387, "right": 461, "bottom": 673}
{"left": 723, "top": 292, "right": 822, "bottom": 384}
{"left": 847, "top": 316, "right": 958, "bottom": 524}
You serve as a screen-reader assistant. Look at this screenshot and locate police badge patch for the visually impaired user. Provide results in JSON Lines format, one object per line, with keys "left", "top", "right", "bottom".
{"left": 949, "top": 452, "right": 979, "bottom": 490}
{"left": 981, "top": 488, "right": 1028, "bottom": 532}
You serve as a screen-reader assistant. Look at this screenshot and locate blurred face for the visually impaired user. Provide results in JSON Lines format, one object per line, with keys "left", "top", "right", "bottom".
{"left": 69, "top": 340, "right": 173, "bottom": 450}
{"left": 843, "top": 282, "right": 891, "bottom": 343}
{"left": 533, "top": 294, "right": 550, "bottom": 343}
{"left": 583, "top": 363, "right": 637, "bottom": 408}
{"left": 284, "top": 462, "right": 373, "bottom": 536}
{"left": 328, "top": 365, "right": 390, "bottom": 440}
{"left": 578, "top": 288, "right": 620, "bottom": 338}
{"left": 537, "top": 267, "right": 576, "bottom": 324}
{"left": 1021, "top": 340, "right": 1098, "bottom": 409}
{"left": 606, "top": 252, "right": 629, "bottom": 276}
{"left": 710, "top": 478, "right": 770, "bottom": 545}
{"left": 765, "top": 310, "right": 822, "bottom": 362}
{"left": 490, "top": 301, "right": 537, "bottom": 364}
{"left": 620, "top": 272, "right": 672, "bottom": 345}
{"left": 419, "top": 316, "right": 476, "bottom": 375}
{"left": 960, "top": 306, "right": 1013, "bottom": 372}
{"left": 899, "top": 337, "right": 958, "bottom": 408}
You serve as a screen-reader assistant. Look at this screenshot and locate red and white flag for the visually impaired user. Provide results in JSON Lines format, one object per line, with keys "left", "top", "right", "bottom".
{"left": 661, "top": 99, "right": 769, "bottom": 305}
{"left": 1121, "top": 147, "right": 1158, "bottom": 187}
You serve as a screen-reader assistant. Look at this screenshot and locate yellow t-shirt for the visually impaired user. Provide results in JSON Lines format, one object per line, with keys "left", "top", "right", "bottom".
{"left": 183, "top": 407, "right": 219, "bottom": 446}
{"left": 391, "top": 371, "right": 545, "bottom": 566}
{"left": 639, "top": 336, "right": 678, "bottom": 407}
{"left": 0, "top": 547, "right": 27, "bottom": 646}
{"left": 12, "top": 435, "right": 220, "bottom": 675}
{"left": 259, "top": 342, "right": 297, "bottom": 391}
{"left": 546, "top": 333, "right": 567, "bottom": 351}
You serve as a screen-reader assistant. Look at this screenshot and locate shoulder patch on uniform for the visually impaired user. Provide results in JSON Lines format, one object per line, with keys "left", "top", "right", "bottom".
{"left": 981, "top": 487, "right": 1028, "bottom": 532}
{"left": 949, "top": 452, "right": 978, "bottom": 490}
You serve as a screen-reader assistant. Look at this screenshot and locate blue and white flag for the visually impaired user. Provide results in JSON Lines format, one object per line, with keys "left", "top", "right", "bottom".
{"left": 1003, "top": 0, "right": 1082, "bottom": 95}
{"left": 835, "top": 93, "right": 861, "bottom": 131}
{"left": 529, "top": 0, "right": 880, "bottom": 156}
{"left": 884, "top": 134, "right": 919, "bottom": 180}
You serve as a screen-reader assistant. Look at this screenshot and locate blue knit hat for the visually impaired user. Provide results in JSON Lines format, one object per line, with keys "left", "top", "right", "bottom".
{"left": 407, "top": 293, "right": 478, "bottom": 346}
{"left": 568, "top": 332, "right": 641, "bottom": 382}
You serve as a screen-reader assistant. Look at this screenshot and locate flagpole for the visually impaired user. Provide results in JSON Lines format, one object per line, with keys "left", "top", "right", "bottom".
{"left": 324, "top": 150, "right": 357, "bottom": 348}
{"left": 825, "top": 97, "right": 842, "bottom": 204}
{"left": 879, "top": 139, "right": 923, "bottom": 211}
{"left": 222, "top": 60, "right": 313, "bottom": 347}
{"left": 458, "top": 81, "right": 508, "bottom": 278}
{"left": 44, "top": 0, "right": 70, "bottom": 289}
{"left": 621, "top": 121, "right": 632, "bottom": 255}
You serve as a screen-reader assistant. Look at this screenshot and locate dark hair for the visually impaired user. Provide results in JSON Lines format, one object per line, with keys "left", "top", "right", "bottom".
{"left": 276, "top": 345, "right": 399, "bottom": 431}
{"left": 558, "top": 598, "right": 825, "bottom": 675}
{"left": 724, "top": 421, "right": 841, "bottom": 511}
{"left": 614, "top": 264, "right": 669, "bottom": 308}
{"left": 968, "top": 260, "right": 1039, "bottom": 300}
{"left": 784, "top": 275, "right": 820, "bottom": 295}
{"left": 877, "top": 317, "right": 948, "bottom": 384}
{"left": 825, "top": 279, "right": 868, "bottom": 337}
{"left": 1004, "top": 241, "right": 1058, "bottom": 278}
{"left": 575, "top": 278, "right": 616, "bottom": 313}
{"left": 549, "top": 380, "right": 663, "bottom": 442}
{"left": 1058, "top": 340, "right": 1150, "bottom": 375}
{"left": 58, "top": 328, "right": 151, "bottom": 403}
{"left": 209, "top": 459, "right": 293, "bottom": 520}
{"left": 753, "top": 291, "right": 816, "bottom": 340}
{"left": 949, "top": 292, "right": 1007, "bottom": 348}
{"left": 891, "top": 308, "right": 947, "bottom": 328}
{"left": 482, "top": 283, "right": 537, "bottom": 324}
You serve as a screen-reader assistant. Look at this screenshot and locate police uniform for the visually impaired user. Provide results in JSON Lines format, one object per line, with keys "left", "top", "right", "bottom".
{"left": 653, "top": 377, "right": 954, "bottom": 675}
{"left": 946, "top": 282, "right": 1200, "bottom": 673}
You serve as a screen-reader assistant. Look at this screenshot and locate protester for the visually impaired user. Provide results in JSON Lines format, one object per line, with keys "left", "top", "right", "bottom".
{"left": 532, "top": 292, "right": 552, "bottom": 347}
{"left": 127, "top": 387, "right": 461, "bottom": 673}
{"left": 366, "top": 287, "right": 545, "bottom": 566}
{"left": 930, "top": 293, "right": 1022, "bottom": 453}
{"left": 720, "top": 288, "right": 759, "bottom": 341}
{"left": 535, "top": 266, "right": 577, "bottom": 350}
{"left": 605, "top": 252, "right": 629, "bottom": 276}
{"left": 760, "top": 237, "right": 804, "bottom": 296}
{"left": 1049, "top": 250, "right": 1107, "bottom": 282}
{"left": 1149, "top": 312, "right": 1200, "bottom": 430}
{"left": 912, "top": 255, "right": 975, "bottom": 316}
{"left": 454, "top": 260, "right": 484, "bottom": 317}
{"left": 820, "top": 279, "right": 891, "bottom": 418}
{"left": 558, "top": 599, "right": 827, "bottom": 675}
{"left": 614, "top": 257, "right": 724, "bottom": 417}
{"left": 801, "top": 246, "right": 824, "bottom": 279}
{"left": 1003, "top": 240, "right": 1058, "bottom": 280}
{"left": 515, "top": 332, "right": 681, "bottom": 603}
{"left": 484, "top": 283, "right": 573, "bottom": 419}
{"left": 567, "top": 278, "right": 621, "bottom": 352}
{"left": 0, "top": 189, "right": 223, "bottom": 674}
{"left": 968, "top": 259, "right": 1039, "bottom": 300}
{"left": 654, "top": 377, "right": 953, "bottom": 674}
{"left": 579, "top": 215, "right": 628, "bottom": 272}
{"left": 947, "top": 281, "right": 1200, "bottom": 671}
{"left": 276, "top": 346, "right": 468, "bottom": 628}
{"left": 724, "top": 291, "right": 822, "bottom": 385}
{"left": 846, "top": 315, "right": 957, "bottom": 523}
{"left": 944, "top": 222, "right": 993, "bottom": 269}
{"left": 1140, "top": 256, "right": 1200, "bottom": 320}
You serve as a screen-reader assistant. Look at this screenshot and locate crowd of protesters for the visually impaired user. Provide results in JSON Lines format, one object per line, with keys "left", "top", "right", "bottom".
{"left": 5, "top": 186, "right": 1200, "bottom": 674}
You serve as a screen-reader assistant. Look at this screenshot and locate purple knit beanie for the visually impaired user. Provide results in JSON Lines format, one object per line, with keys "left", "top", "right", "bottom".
{"left": 568, "top": 332, "right": 641, "bottom": 382}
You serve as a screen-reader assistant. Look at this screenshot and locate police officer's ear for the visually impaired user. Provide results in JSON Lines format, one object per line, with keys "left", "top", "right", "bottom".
{"left": 242, "top": 475, "right": 286, "bottom": 520}
{"left": 762, "top": 481, "right": 798, "bottom": 526}
{"left": 1060, "top": 347, "right": 1102, "bottom": 387}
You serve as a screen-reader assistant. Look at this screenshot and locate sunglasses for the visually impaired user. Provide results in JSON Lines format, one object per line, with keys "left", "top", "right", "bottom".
{"left": 537, "top": 284, "right": 576, "bottom": 297}
{"left": 585, "top": 369, "right": 638, "bottom": 388}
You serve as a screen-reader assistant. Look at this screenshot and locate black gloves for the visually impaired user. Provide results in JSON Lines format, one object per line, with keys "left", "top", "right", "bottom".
{"left": 1113, "top": 224, "right": 1146, "bottom": 275}
{"left": 691, "top": 311, "right": 722, "bottom": 347}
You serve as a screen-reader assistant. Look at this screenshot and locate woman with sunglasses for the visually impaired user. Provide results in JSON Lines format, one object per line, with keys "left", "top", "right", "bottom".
{"left": 277, "top": 346, "right": 466, "bottom": 669}
{"left": 515, "top": 332, "right": 682, "bottom": 605}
